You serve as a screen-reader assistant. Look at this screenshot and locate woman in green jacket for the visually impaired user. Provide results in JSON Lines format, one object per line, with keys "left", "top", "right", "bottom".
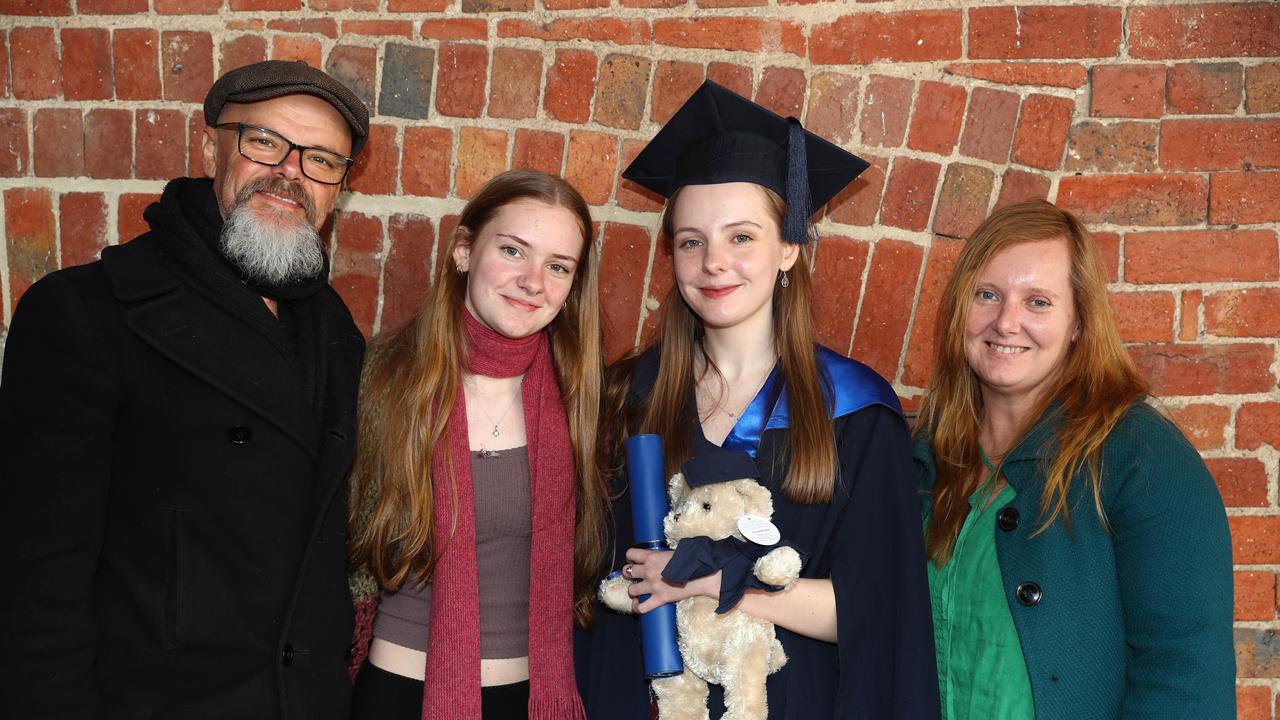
{"left": 913, "top": 200, "right": 1235, "bottom": 720}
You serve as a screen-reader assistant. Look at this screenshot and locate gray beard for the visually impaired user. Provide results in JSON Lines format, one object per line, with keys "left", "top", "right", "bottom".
{"left": 219, "top": 203, "right": 325, "bottom": 286}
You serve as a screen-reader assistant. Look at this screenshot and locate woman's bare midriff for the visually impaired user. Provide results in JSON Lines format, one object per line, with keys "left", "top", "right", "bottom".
{"left": 369, "top": 637, "right": 530, "bottom": 685}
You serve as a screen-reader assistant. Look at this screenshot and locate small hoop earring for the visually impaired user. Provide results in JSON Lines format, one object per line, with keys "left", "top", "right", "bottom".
{"left": 779, "top": 271, "right": 790, "bottom": 288}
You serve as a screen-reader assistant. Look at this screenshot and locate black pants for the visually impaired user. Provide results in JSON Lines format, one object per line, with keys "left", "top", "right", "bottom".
{"left": 351, "top": 661, "right": 530, "bottom": 720}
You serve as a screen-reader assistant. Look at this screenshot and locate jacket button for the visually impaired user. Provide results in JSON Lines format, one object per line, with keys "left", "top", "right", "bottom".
{"left": 1016, "top": 582, "right": 1043, "bottom": 606}
{"left": 228, "top": 426, "right": 253, "bottom": 444}
{"left": 997, "top": 507, "right": 1020, "bottom": 532}
{"left": 281, "top": 643, "right": 295, "bottom": 666}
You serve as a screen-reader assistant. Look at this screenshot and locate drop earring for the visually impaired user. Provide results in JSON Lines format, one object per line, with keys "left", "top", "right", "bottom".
{"left": 779, "top": 271, "right": 790, "bottom": 288}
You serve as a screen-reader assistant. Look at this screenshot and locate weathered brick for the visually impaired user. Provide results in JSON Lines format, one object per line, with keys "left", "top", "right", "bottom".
{"left": 382, "top": 213, "right": 435, "bottom": 332}
{"left": 498, "top": 18, "right": 650, "bottom": 45}
{"left": 84, "top": 109, "right": 132, "bottom": 180}
{"left": 1160, "top": 118, "right": 1280, "bottom": 171}
{"left": 1130, "top": 4, "right": 1280, "bottom": 60}
{"left": 379, "top": 43, "right": 434, "bottom": 120}
{"left": 994, "top": 169, "right": 1051, "bottom": 210}
{"left": 652, "top": 62, "right": 705, "bottom": 125}
{"left": 232, "top": 0, "right": 298, "bottom": 8}
{"left": 545, "top": 50, "right": 596, "bottom": 124}
{"left": 902, "top": 238, "right": 965, "bottom": 388}
{"left": 944, "top": 62, "right": 1088, "bottom": 89}
{"left": 1130, "top": 343, "right": 1275, "bottom": 395}
{"left": 968, "top": 6, "right": 1122, "bottom": 59}
{"left": 1236, "top": 627, "right": 1280, "bottom": 680}
{"left": 1237, "top": 402, "right": 1280, "bottom": 451}
{"left": 331, "top": 211, "right": 384, "bottom": 337}
{"left": 906, "top": 81, "right": 966, "bottom": 155}
{"left": 1125, "top": 229, "right": 1277, "bottom": 283}
{"left": 135, "top": 109, "right": 186, "bottom": 181}
{"left": 594, "top": 54, "right": 650, "bottom": 131}
{"left": 1012, "top": 94, "right": 1073, "bottom": 170}
{"left": 389, "top": 0, "right": 448, "bottom": 9}
{"left": 155, "top": 0, "right": 221, "bottom": 12}
{"left": 1179, "top": 290, "right": 1201, "bottom": 341}
{"left": 0, "top": 109, "right": 30, "bottom": 177}
{"left": 489, "top": 47, "right": 542, "bottom": 120}
{"left": 707, "top": 62, "right": 752, "bottom": 97}
{"left": 323, "top": 45, "right": 375, "bottom": 112}
{"left": 462, "top": 0, "right": 531, "bottom": 10}
{"left": 270, "top": 36, "right": 321, "bottom": 68}
{"left": 1057, "top": 174, "right": 1207, "bottom": 226}
{"left": 347, "top": 124, "right": 398, "bottom": 196}
{"left": 455, "top": 127, "right": 508, "bottom": 199}
{"left": 10, "top": 27, "right": 61, "bottom": 100}
{"left": 859, "top": 75, "right": 912, "bottom": 149}
{"left": 401, "top": 126, "right": 452, "bottom": 198}
{"left": 599, "top": 222, "right": 652, "bottom": 361}
{"left": 265, "top": 20, "right": 336, "bottom": 37}
{"left": 805, "top": 72, "right": 859, "bottom": 146}
{"left": 933, "top": 163, "right": 994, "bottom": 239}
{"left": 827, "top": 154, "right": 887, "bottom": 227}
{"left": 61, "top": 28, "right": 113, "bottom": 101}
{"left": 655, "top": 18, "right": 805, "bottom": 57}
{"left": 219, "top": 35, "right": 268, "bottom": 76}
{"left": 1090, "top": 64, "right": 1166, "bottom": 118}
{"left": 339, "top": 20, "right": 411, "bottom": 38}
{"left": 1094, "top": 231, "right": 1120, "bottom": 283}
{"left": 639, "top": 239, "right": 673, "bottom": 344}
{"left": 1235, "top": 572, "right": 1277, "bottom": 622}
{"left": 958, "top": 87, "right": 1020, "bottom": 164}
{"left": 1166, "top": 403, "right": 1229, "bottom": 451}
{"left": 1205, "top": 288, "right": 1280, "bottom": 338}
{"left": 58, "top": 192, "right": 108, "bottom": 268}
{"left": 118, "top": 192, "right": 159, "bottom": 242}
{"left": 186, "top": 111, "right": 205, "bottom": 178}
{"left": 1236, "top": 685, "right": 1271, "bottom": 720}
{"left": 1063, "top": 121, "right": 1158, "bottom": 173}
{"left": 1206, "top": 457, "right": 1268, "bottom": 507}
{"left": 312, "top": 0, "right": 380, "bottom": 8}
{"left": 225, "top": 20, "right": 262, "bottom": 31}
{"left": 617, "top": 139, "right": 663, "bottom": 214}
{"left": 0, "top": 32, "right": 8, "bottom": 98}
{"left": 33, "top": 109, "right": 84, "bottom": 178}
{"left": 1108, "top": 291, "right": 1175, "bottom": 343}
{"left": 6, "top": 188, "right": 57, "bottom": 307}
{"left": 811, "top": 11, "right": 961, "bottom": 64}
{"left": 880, "top": 157, "right": 939, "bottom": 232}
{"left": 1245, "top": 62, "right": 1280, "bottom": 114}
{"left": 546, "top": 0, "right": 608, "bottom": 9}
{"left": 1233, "top": 515, "right": 1280, "bottom": 565}
{"left": 621, "top": 0, "right": 682, "bottom": 8}
{"left": 0, "top": 0, "right": 70, "bottom": 12}
{"left": 1212, "top": 171, "right": 1280, "bottom": 225}
{"left": 162, "top": 31, "right": 213, "bottom": 103}
{"left": 565, "top": 130, "right": 618, "bottom": 206}
{"left": 811, "top": 234, "right": 868, "bottom": 352}
{"left": 756, "top": 66, "right": 806, "bottom": 119}
{"left": 1167, "top": 62, "right": 1243, "bottom": 114}
{"left": 512, "top": 129, "right": 564, "bottom": 177}
{"left": 420, "top": 19, "right": 487, "bottom": 41}
{"left": 852, "top": 240, "right": 923, "bottom": 380}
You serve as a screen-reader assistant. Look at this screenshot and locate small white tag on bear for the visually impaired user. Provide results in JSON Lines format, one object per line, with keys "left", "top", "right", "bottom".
{"left": 738, "top": 515, "right": 781, "bottom": 546}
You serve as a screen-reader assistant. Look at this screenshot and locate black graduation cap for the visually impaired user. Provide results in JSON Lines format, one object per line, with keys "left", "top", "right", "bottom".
{"left": 623, "top": 80, "right": 869, "bottom": 245}
{"left": 680, "top": 441, "right": 760, "bottom": 488}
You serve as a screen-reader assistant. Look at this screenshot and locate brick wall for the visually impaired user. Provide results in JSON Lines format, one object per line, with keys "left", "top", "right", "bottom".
{"left": 0, "top": 0, "right": 1278, "bottom": 714}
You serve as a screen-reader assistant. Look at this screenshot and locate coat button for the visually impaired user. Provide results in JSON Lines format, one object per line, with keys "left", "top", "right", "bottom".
{"left": 228, "top": 426, "right": 253, "bottom": 444}
{"left": 1016, "top": 582, "right": 1043, "bottom": 606}
{"left": 281, "top": 643, "right": 295, "bottom": 666}
{"left": 997, "top": 507, "right": 1020, "bottom": 532}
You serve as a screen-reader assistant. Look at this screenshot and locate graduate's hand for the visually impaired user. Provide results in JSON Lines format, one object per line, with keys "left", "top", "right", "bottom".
{"left": 623, "top": 547, "right": 721, "bottom": 614}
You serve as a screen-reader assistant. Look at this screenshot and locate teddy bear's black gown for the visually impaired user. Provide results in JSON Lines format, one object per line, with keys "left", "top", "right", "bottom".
{"left": 575, "top": 346, "right": 940, "bottom": 720}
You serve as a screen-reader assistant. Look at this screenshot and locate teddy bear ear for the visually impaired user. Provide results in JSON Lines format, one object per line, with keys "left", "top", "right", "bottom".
{"left": 735, "top": 479, "right": 773, "bottom": 516}
{"left": 667, "top": 473, "right": 689, "bottom": 504}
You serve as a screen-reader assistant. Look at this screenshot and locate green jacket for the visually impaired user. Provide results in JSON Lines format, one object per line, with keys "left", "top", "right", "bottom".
{"left": 914, "top": 402, "right": 1235, "bottom": 720}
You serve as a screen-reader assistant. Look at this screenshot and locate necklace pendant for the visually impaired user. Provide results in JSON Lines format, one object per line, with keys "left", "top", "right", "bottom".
{"left": 492, "top": 426, "right": 501, "bottom": 438}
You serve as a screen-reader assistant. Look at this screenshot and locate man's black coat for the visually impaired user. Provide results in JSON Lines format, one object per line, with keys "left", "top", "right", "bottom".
{"left": 0, "top": 223, "right": 365, "bottom": 718}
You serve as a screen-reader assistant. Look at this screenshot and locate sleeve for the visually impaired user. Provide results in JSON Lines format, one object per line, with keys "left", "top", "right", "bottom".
{"left": 830, "top": 404, "right": 941, "bottom": 720}
{"left": 1109, "top": 409, "right": 1236, "bottom": 719}
{"left": 0, "top": 272, "right": 118, "bottom": 718}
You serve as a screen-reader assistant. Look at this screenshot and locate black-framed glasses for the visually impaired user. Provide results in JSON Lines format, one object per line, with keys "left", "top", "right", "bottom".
{"left": 213, "top": 122, "right": 354, "bottom": 185}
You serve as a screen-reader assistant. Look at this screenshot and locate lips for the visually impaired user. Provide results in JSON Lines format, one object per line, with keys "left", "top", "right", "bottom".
{"left": 987, "top": 341, "right": 1029, "bottom": 355}
{"left": 256, "top": 190, "right": 303, "bottom": 209}
{"left": 502, "top": 295, "right": 541, "bottom": 312}
{"left": 699, "top": 285, "right": 740, "bottom": 298}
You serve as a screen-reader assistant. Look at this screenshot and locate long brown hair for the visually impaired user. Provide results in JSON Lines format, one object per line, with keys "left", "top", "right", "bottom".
{"left": 348, "top": 170, "right": 608, "bottom": 627}
{"left": 917, "top": 200, "right": 1149, "bottom": 565}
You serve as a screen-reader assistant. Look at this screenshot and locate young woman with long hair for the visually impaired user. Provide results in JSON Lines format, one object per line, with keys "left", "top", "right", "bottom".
{"left": 914, "top": 200, "right": 1234, "bottom": 719}
{"left": 575, "top": 82, "right": 939, "bottom": 719}
{"left": 346, "top": 170, "right": 606, "bottom": 720}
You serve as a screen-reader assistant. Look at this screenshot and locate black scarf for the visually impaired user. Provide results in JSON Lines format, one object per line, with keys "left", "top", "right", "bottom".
{"left": 142, "top": 177, "right": 332, "bottom": 413}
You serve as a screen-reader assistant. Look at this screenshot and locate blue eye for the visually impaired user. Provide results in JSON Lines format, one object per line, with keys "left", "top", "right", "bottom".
{"left": 501, "top": 246, "right": 520, "bottom": 257}
{"left": 976, "top": 289, "right": 997, "bottom": 302}
{"left": 677, "top": 237, "right": 702, "bottom": 250}
{"left": 549, "top": 263, "right": 570, "bottom": 275}
{"left": 1029, "top": 298, "right": 1051, "bottom": 309}
{"left": 732, "top": 233, "right": 752, "bottom": 244}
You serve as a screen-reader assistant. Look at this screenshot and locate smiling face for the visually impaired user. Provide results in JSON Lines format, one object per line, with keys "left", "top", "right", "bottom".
{"left": 669, "top": 182, "right": 798, "bottom": 333}
{"left": 964, "top": 237, "right": 1079, "bottom": 409}
{"left": 452, "top": 198, "right": 585, "bottom": 339}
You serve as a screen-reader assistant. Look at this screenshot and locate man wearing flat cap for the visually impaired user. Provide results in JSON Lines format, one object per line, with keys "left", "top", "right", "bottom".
{"left": 0, "top": 61, "right": 370, "bottom": 719}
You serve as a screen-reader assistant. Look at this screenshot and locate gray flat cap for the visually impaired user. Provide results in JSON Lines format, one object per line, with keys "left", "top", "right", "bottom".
{"left": 204, "top": 60, "right": 370, "bottom": 156}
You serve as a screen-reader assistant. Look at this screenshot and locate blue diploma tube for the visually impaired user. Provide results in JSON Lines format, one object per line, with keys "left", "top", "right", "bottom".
{"left": 625, "top": 434, "right": 683, "bottom": 679}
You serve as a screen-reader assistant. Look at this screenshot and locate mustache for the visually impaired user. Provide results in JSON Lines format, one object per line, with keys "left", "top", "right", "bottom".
{"left": 235, "top": 178, "right": 319, "bottom": 223}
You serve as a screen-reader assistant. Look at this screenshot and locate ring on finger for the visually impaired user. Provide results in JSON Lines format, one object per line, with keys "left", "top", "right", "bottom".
{"left": 623, "top": 564, "right": 634, "bottom": 580}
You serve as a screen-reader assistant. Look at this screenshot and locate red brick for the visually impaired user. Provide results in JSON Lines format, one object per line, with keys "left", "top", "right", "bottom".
{"left": 958, "top": 87, "right": 1019, "bottom": 164}
{"left": 1211, "top": 171, "right": 1280, "bottom": 225}
{"left": 756, "top": 66, "right": 806, "bottom": 119}
{"left": 906, "top": 82, "right": 966, "bottom": 155}
{"left": 270, "top": 36, "right": 322, "bottom": 67}
{"left": 1063, "top": 121, "right": 1158, "bottom": 173}
{"left": 462, "top": 0, "right": 531, "bottom": 11}
{"left": 436, "top": 43, "right": 487, "bottom": 119}
{"left": 639, "top": 238, "right": 674, "bottom": 343}
{"left": 232, "top": 0, "right": 299, "bottom": 8}
{"left": 811, "top": 235, "right": 869, "bottom": 352}
{"left": 389, "top": 0, "right": 448, "bottom": 9}
{"left": 84, "top": 109, "right": 132, "bottom": 180}
{"left": 455, "top": 127, "right": 508, "bottom": 200}
{"left": 135, "top": 109, "right": 186, "bottom": 181}
{"left": 155, "top": 0, "right": 222, "bottom": 13}
{"left": 599, "top": 222, "right": 652, "bottom": 361}
{"left": 162, "top": 31, "right": 213, "bottom": 103}
{"left": 4, "top": 188, "right": 57, "bottom": 307}
{"left": 1230, "top": 515, "right": 1280, "bottom": 565}
{"left": 933, "top": 163, "right": 994, "bottom": 239}
{"left": 1206, "top": 457, "right": 1269, "bottom": 507}
{"left": 58, "top": 192, "right": 108, "bottom": 268}
{"left": 0, "top": 32, "right": 7, "bottom": 98}
{"left": 545, "top": 50, "right": 596, "bottom": 124}
{"left": 994, "top": 169, "right": 1051, "bottom": 210}
{"left": 118, "top": 193, "right": 159, "bottom": 242}
{"left": 114, "top": 29, "right": 162, "bottom": 100}
{"left": 595, "top": 54, "right": 651, "bottom": 131}
{"left": 1245, "top": 62, "right": 1280, "bottom": 114}
{"left": 0, "top": 0, "right": 69, "bottom": 12}
{"left": 1205, "top": 288, "right": 1280, "bottom": 338}
{"left": 499, "top": 18, "right": 650, "bottom": 45}
{"left": 1130, "top": 4, "right": 1280, "bottom": 60}
{"left": 10, "top": 27, "right": 61, "bottom": 100}
{"left": 311, "top": 0, "right": 379, "bottom": 8}
{"left": 547, "top": 0, "right": 608, "bottom": 8}
{"left": 1108, "top": 291, "right": 1175, "bottom": 343}
{"left": 382, "top": 213, "right": 436, "bottom": 332}
{"left": 617, "top": 139, "right": 663, "bottom": 214}
{"left": 1238, "top": 626, "right": 1280, "bottom": 679}
{"left": 565, "top": 130, "right": 618, "bottom": 206}
{"left": 1238, "top": 403, "right": 1280, "bottom": 451}
{"left": 347, "top": 124, "right": 398, "bottom": 196}
{"left": 1165, "top": 403, "right": 1229, "bottom": 452}
{"left": 811, "top": 11, "right": 961, "bottom": 64}
{"left": 420, "top": 19, "right": 488, "bottom": 41}
{"left": 707, "top": 62, "right": 752, "bottom": 97}
{"left": 968, "top": 6, "right": 1122, "bottom": 59}
{"left": 186, "top": 112, "right": 205, "bottom": 179}
{"left": 1094, "top": 231, "right": 1120, "bottom": 283}
{"left": 225, "top": 20, "right": 263, "bottom": 31}
{"left": 944, "top": 62, "right": 1088, "bottom": 89}
{"left": 827, "top": 155, "right": 887, "bottom": 227}
{"left": 512, "top": 129, "right": 564, "bottom": 176}
{"left": 655, "top": 18, "right": 805, "bottom": 57}
{"left": 621, "top": 0, "right": 682, "bottom": 7}
{"left": 1161, "top": 118, "right": 1280, "bottom": 171}
{"left": 489, "top": 47, "right": 541, "bottom": 120}
{"left": 218, "top": 35, "right": 267, "bottom": 76}
{"left": 33, "top": 109, "right": 84, "bottom": 178}
{"left": 0, "top": 110, "right": 29, "bottom": 177}
{"left": 1057, "top": 174, "right": 1207, "bottom": 226}
{"left": 805, "top": 72, "right": 859, "bottom": 146}
{"left": 1179, "top": 290, "right": 1201, "bottom": 341}
{"left": 859, "top": 75, "right": 912, "bottom": 149}
{"left": 1011, "top": 95, "right": 1073, "bottom": 170}
{"left": 1235, "top": 572, "right": 1277, "bottom": 623}
{"left": 1238, "top": 685, "right": 1272, "bottom": 720}
{"left": 61, "top": 29, "right": 113, "bottom": 101}
{"left": 1090, "top": 64, "right": 1166, "bottom": 118}
{"left": 331, "top": 211, "right": 384, "bottom": 337}
{"left": 1125, "top": 229, "right": 1277, "bottom": 283}
{"left": 880, "top": 158, "right": 939, "bottom": 232}
{"left": 902, "top": 238, "right": 965, "bottom": 388}
{"left": 338, "top": 20, "right": 411, "bottom": 38}
{"left": 652, "top": 62, "right": 705, "bottom": 125}
{"left": 324, "top": 45, "right": 375, "bottom": 111}
{"left": 78, "top": 0, "right": 149, "bottom": 9}
{"left": 1130, "top": 343, "right": 1275, "bottom": 395}
{"left": 266, "top": 19, "right": 337, "bottom": 38}
{"left": 401, "top": 126, "right": 452, "bottom": 198}
{"left": 852, "top": 240, "right": 923, "bottom": 380}
{"left": 1167, "top": 62, "right": 1242, "bottom": 114}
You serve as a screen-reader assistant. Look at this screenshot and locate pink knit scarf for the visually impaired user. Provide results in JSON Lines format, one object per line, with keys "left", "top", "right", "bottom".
{"left": 420, "top": 308, "right": 586, "bottom": 720}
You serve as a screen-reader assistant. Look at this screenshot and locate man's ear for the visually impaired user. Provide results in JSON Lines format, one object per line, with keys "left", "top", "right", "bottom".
{"left": 201, "top": 126, "right": 219, "bottom": 179}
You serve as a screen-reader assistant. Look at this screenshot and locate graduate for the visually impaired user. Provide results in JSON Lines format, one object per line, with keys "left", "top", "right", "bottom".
{"left": 574, "top": 81, "right": 940, "bottom": 719}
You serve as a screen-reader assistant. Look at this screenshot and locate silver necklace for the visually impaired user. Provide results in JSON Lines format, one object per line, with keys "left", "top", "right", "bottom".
{"left": 699, "top": 366, "right": 772, "bottom": 420}
{"left": 467, "top": 378, "right": 523, "bottom": 438}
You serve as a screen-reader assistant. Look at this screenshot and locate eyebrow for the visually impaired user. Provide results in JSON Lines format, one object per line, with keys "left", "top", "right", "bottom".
{"left": 672, "top": 219, "right": 765, "bottom": 235}
{"left": 979, "top": 281, "right": 1063, "bottom": 299}
{"left": 497, "top": 233, "right": 580, "bottom": 263}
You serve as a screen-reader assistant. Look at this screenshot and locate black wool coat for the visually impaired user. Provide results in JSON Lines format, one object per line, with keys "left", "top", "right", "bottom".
{"left": 0, "top": 227, "right": 364, "bottom": 719}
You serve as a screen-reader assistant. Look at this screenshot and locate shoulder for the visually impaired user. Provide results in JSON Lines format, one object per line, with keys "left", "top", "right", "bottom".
{"left": 815, "top": 345, "right": 902, "bottom": 419}
{"left": 623, "top": 344, "right": 661, "bottom": 405}
{"left": 10, "top": 259, "right": 116, "bottom": 326}
{"left": 1103, "top": 401, "right": 1201, "bottom": 470}
{"left": 1099, "top": 400, "right": 1219, "bottom": 514}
